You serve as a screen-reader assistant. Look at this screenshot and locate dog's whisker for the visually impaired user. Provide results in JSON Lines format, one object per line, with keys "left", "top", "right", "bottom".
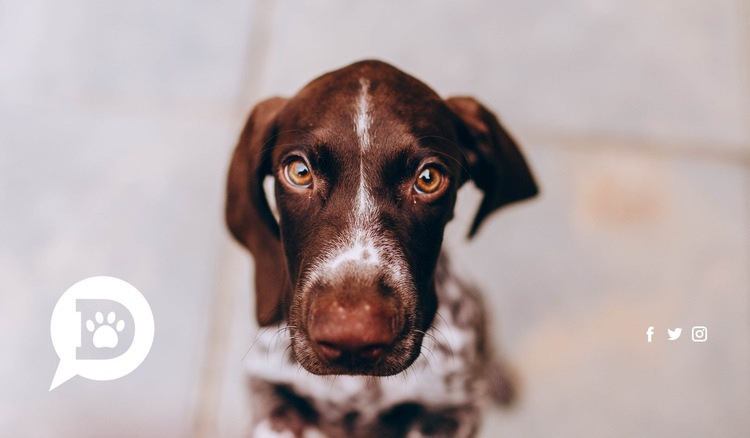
{"left": 282, "top": 343, "right": 295, "bottom": 363}
{"left": 431, "top": 313, "right": 456, "bottom": 351}
{"left": 420, "top": 323, "right": 456, "bottom": 363}
{"left": 269, "top": 325, "right": 294, "bottom": 349}
{"left": 242, "top": 325, "right": 276, "bottom": 362}
{"left": 418, "top": 343, "right": 438, "bottom": 368}
{"left": 295, "top": 362, "right": 308, "bottom": 376}
{"left": 328, "top": 374, "right": 340, "bottom": 391}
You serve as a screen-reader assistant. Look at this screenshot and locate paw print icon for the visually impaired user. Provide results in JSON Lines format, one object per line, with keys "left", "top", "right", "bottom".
{"left": 86, "top": 311, "right": 126, "bottom": 348}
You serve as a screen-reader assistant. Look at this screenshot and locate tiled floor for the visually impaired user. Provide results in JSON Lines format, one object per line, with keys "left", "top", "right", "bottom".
{"left": 1, "top": 1, "right": 748, "bottom": 437}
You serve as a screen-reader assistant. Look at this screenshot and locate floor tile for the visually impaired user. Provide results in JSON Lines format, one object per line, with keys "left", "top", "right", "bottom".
{"left": 0, "top": 103, "right": 244, "bottom": 437}
{"left": 256, "top": 0, "right": 748, "bottom": 149}
{"left": 443, "top": 139, "right": 750, "bottom": 436}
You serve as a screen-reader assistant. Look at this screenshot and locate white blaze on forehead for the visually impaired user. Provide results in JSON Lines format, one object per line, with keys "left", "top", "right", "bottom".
{"left": 299, "top": 77, "right": 412, "bottom": 290}
{"left": 305, "top": 78, "right": 389, "bottom": 280}
{"left": 318, "top": 78, "right": 381, "bottom": 270}
{"left": 354, "top": 77, "right": 374, "bottom": 218}
{"left": 355, "top": 77, "right": 372, "bottom": 152}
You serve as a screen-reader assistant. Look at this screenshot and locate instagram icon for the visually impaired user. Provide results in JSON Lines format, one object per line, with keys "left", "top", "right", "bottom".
{"left": 691, "top": 326, "right": 708, "bottom": 342}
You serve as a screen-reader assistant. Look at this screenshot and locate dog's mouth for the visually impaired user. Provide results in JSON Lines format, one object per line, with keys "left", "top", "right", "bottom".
{"left": 291, "top": 326, "right": 424, "bottom": 376}
{"left": 288, "top": 301, "right": 425, "bottom": 376}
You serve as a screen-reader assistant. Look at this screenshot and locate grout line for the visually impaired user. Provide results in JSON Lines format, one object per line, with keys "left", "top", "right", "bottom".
{"left": 737, "top": 0, "right": 750, "bottom": 146}
{"left": 721, "top": 1, "right": 750, "bottom": 408}
{"left": 518, "top": 127, "right": 750, "bottom": 166}
{"left": 747, "top": 199, "right": 750, "bottom": 416}
{"left": 192, "top": 241, "right": 241, "bottom": 438}
{"left": 737, "top": 0, "right": 750, "bottom": 406}
{"left": 3, "top": 95, "right": 240, "bottom": 125}
{"left": 233, "top": 1, "right": 281, "bottom": 114}
{"left": 191, "top": 2, "right": 280, "bottom": 437}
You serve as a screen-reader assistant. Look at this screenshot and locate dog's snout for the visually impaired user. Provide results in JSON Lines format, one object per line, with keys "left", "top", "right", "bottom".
{"left": 309, "top": 299, "right": 398, "bottom": 366}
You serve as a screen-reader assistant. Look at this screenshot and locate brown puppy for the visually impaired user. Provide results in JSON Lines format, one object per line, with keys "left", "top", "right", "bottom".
{"left": 227, "top": 60, "right": 537, "bottom": 436}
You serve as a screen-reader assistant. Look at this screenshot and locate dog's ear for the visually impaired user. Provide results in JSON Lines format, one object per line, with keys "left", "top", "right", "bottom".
{"left": 445, "top": 96, "right": 538, "bottom": 237}
{"left": 226, "top": 97, "right": 289, "bottom": 326}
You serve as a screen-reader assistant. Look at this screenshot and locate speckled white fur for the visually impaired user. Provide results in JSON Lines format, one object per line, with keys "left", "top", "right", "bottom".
{"left": 252, "top": 419, "right": 295, "bottom": 438}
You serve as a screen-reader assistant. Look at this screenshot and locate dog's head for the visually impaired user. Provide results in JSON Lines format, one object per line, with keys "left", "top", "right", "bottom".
{"left": 226, "top": 60, "right": 537, "bottom": 376}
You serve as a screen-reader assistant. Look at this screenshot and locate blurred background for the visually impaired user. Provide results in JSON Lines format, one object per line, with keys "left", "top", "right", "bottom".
{"left": 1, "top": 0, "right": 748, "bottom": 436}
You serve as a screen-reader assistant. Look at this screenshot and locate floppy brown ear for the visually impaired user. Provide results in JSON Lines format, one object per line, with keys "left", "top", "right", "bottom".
{"left": 445, "top": 96, "right": 539, "bottom": 237}
{"left": 226, "top": 97, "right": 289, "bottom": 326}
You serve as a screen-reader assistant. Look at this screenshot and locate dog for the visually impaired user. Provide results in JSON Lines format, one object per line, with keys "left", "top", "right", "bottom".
{"left": 226, "top": 60, "right": 537, "bottom": 438}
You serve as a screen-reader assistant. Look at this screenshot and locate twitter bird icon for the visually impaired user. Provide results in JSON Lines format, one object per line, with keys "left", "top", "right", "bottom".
{"left": 667, "top": 328, "right": 682, "bottom": 340}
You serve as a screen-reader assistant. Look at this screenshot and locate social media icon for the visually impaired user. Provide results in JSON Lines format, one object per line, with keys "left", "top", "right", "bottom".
{"left": 646, "top": 326, "right": 654, "bottom": 343}
{"left": 667, "top": 328, "right": 682, "bottom": 340}
{"left": 50, "top": 276, "right": 154, "bottom": 391}
{"left": 692, "top": 326, "right": 708, "bottom": 342}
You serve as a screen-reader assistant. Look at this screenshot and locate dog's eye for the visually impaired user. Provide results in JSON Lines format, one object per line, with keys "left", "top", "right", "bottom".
{"left": 285, "top": 159, "right": 313, "bottom": 188}
{"left": 414, "top": 166, "right": 444, "bottom": 194}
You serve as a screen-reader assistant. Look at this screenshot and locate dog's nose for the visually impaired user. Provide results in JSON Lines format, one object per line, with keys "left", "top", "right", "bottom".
{"left": 309, "top": 301, "right": 397, "bottom": 365}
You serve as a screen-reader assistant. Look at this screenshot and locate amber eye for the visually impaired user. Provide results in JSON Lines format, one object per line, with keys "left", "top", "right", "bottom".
{"left": 285, "top": 159, "right": 313, "bottom": 188}
{"left": 414, "top": 166, "right": 444, "bottom": 194}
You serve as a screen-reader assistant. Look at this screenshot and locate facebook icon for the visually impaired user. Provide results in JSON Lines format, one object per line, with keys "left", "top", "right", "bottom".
{"left": 646, "top": 326, "right": 654, "bottom": 343}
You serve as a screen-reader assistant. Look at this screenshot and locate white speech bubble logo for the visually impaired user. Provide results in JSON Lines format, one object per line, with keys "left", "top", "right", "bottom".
{"left": 50, "top": 276, "right": 154, "bottom": 391}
